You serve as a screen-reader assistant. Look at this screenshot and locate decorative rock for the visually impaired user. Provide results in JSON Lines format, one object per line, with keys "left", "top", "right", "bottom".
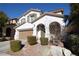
{"left": 50, "top": 46, "right": 75, "bottom": 56}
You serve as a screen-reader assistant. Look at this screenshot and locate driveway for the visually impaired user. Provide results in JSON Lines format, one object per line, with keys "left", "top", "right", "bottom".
{"left": 0, "top": 41, "right": 11, "bottom": 56}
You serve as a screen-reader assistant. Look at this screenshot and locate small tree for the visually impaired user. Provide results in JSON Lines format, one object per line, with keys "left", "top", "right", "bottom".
{"left": 0, "top": 11, "right": 8, "bottom": 37}
{"left": 64, "top": 3, "right": 79, "bottom": 56}
{"left": 64, "top": 34, "right": 79, "bottom": 55}
{"left": 68, "top": 4, "right": 79, "bottom": 33}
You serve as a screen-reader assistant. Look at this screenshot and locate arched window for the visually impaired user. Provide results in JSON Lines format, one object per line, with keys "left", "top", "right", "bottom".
{"left": 27, "top": 14, "right": 37, "bottom": 22}
{"left": 49, "top": 22, "right": 61, "bottom": 35}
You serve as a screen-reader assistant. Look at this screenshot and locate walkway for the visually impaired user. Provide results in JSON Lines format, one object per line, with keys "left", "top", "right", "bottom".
{"left": 0, "top": 41, "right": 11, "bottom": 56}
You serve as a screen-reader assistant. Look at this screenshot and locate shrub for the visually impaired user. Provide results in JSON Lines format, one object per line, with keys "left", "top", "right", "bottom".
{"left": 27, "top": 36, "right": 37, "bottom": 45}
{"left": 40, "top": 37, "right": 48, "bottom": 45}
{"left": 10, "top": 40, "right": 21, "bottom": 52}
{"left": 64, "top": 34, "right": 79, "bottom": 56}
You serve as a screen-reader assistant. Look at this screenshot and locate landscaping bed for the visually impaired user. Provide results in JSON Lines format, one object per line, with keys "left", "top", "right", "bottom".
{"left": 7, "top": 43, "right": 51, "bottom": 56}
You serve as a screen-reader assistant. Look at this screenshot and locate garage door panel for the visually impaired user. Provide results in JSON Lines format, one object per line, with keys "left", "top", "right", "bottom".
{"left": 19, "top": 30, "right": 33, "bottom": 39}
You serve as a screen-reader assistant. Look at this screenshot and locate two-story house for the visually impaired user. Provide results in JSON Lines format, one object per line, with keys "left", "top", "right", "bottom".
{"left": 14, "top": 8, "right": 65, "bottom": 43}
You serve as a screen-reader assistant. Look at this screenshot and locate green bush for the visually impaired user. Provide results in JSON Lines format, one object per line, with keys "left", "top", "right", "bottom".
{"left": 10, "top": 40, "right": 21, "bottom": 52}
{"left": 27, "top": 36, "right": 37, "bottom": 45}
{"left": 40, "top": 37, "right": 48, "bottom": 45}
{"left": 64, "top": 34, "right": 79, "bottom": 56}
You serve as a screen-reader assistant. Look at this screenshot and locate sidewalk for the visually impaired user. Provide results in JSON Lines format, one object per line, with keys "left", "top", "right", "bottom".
{"left": 0, "top": 51, "right": 11, "bottom": 56}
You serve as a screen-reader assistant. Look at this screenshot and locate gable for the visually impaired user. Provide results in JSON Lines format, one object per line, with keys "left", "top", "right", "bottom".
{"left": 24, "top": 11, "right": 42, "bottom": 18}
{"left": 33, "top": 15, "right": 64, "bottom": 27}
{"left": 18, "top": 9, "right": 42, "bottom": 19}
{"left": 32, "top": 12, "right": 64, "bottom": 23}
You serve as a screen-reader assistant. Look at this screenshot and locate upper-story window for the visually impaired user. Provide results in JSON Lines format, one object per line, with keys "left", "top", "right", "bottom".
{"left": 21, "top": 18, "right": 26, "bottom": 24}
{"left": 17, "top": 21, "right": 21, "bottom": 26}
{"left": 27, "top": 14, "right": 37, "bottom": 22}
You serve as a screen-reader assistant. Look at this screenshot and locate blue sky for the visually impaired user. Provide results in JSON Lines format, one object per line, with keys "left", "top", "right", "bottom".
{"left": 0, "top": 3, "right": 70, "bottom": 19}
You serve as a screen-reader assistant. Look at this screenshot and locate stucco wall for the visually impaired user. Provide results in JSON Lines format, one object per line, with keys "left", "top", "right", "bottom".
{"left": 15, "top": 12, "right": 65, "bottom": 40}
{"left": 33, "top": 15, "right": 65, "bottom": 40}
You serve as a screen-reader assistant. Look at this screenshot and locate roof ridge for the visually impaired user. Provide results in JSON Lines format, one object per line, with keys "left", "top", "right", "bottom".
{"left": 48, "top": 8, "right": 64, "bottom": 13}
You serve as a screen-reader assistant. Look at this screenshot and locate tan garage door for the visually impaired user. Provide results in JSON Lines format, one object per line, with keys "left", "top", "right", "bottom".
{"left": 19, "top": 30, "right": 33, "bottom": 39}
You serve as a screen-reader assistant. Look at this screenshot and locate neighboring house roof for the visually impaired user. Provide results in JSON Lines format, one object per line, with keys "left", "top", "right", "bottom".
{"left": 18, "top": 8, "right": 43, "bottom": 19}
{"left": 16, "top": 23, "right": 34, "bottom": 31}
{"left": 32, "top": 12, "right": 64, "bottom": 23}
{"left": 14, "top": 22, "right": 25, "bottom": 29}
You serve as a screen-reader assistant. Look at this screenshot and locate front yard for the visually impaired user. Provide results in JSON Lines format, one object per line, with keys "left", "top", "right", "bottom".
{"left": 0, "top": 38, "right": 74, "bottom": 56}
{"left": 6, "top": 39, "right": 73, "bottom": 56}
{"left": 8, "top": 43, "right": 51, "bottom": 56}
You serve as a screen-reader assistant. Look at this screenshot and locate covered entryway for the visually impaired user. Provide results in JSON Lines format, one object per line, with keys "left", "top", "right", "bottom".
{"left": 19, "top": 30, "right": 33, "bottom": 40}
{"left": 6, "top": 28, "right": 11, "bottom": 37}
{"left": 0, "top": 27, "right": 2, "bottom": 37}
{"left": 49, "top": 22, "right": 61, "bottom": 45}
{"left": 37, "top": 24, "right": 45, "bottom": 39}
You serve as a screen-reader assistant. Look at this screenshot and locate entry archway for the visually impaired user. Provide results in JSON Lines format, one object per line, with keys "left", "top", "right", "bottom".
{"left": 49, "top": 22, "right": 61, "bottom": 45}
{"left": 6, "top": 28, "right": 11, "bottom": 37}
{"left": 37, "top": 24, "right": 45, "bottom": 39}
{"left": 0, "top": 27, "right": 2, "bottom": 37}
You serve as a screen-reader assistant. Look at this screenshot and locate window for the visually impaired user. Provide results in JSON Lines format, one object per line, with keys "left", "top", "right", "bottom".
{"left": 27, "top": 14, "right": 37, "bottom": 22}
{"left": 21, "top": 18, "right": 26, "bottom": 24}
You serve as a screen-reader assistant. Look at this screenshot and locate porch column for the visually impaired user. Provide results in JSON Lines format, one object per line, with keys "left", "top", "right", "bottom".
{"left": 14, "top": 29, "right": 19, "bottom": 40}
{"left": 45, "top": 25, "right": 50, "bottom": 40}
{"left": 33, "top": 26, "right": 36, "bottom": 36}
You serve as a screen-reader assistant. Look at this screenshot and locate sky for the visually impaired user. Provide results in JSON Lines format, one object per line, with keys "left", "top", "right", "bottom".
{"left": 0, "top": 3, "right": 70, "bottom": 19}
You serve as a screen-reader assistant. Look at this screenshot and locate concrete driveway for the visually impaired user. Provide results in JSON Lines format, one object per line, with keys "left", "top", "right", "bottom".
{"left": 0, "top": 41, "right": 11, "bottom": 56}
